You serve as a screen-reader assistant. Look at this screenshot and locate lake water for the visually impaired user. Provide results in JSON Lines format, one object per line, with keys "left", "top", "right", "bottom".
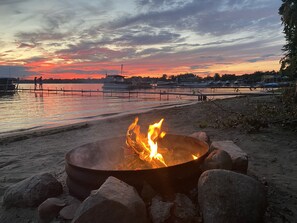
{"left": 0, "top": 83, "right": 260, "bottom": 135}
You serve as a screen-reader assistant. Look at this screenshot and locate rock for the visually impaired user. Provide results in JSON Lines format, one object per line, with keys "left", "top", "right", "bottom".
{"left": 149, "top": 196, "right": 173, "bottom": 223}
{"left": 141, "top": 182, "right": 157, "bottom": 203}
{"left": 198, "top": 169, "right": 266, "bottom": 223}
{"left": 59, "top": 201, "right": 81, "bottom": 220}
{"left": 188, "top": 187, "right": 198, "bottom": 201}
{"left": 210, "top": 140, "right": 248, "bottom": 173}
{"left": 189, "top": 131, "right": 210, "bottom": 144}
{"left": 3, "top": 173, "right": 63, "bottom": 208}
{"left": 173, "top": 193, "right": 196, "bottom": 223}
{"left": 38, "top": 198, "right": 65, "bottom": 223}
{"left": 72, "top": 176, "right": 148, "bottom": 223}
{"left": 202, "top": 149, "right": 232, "bottom": 171}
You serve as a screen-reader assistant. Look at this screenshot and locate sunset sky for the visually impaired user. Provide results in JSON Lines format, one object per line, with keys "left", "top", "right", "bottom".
{"left": 0, "top": 0, "right": 284, "bottom": 79}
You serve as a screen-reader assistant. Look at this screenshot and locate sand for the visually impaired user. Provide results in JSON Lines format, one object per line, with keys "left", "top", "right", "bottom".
{"left": 0, "top": 95, "right": 296, "bottom": 222}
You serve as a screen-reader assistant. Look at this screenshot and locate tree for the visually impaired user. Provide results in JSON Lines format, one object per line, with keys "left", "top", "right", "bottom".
{"left": 279, "top": 0, "right": 297, "bottom": 79}
{"left": 280, "top": 0, "right": 297, "bottom": 102}
{"left": 213, "top": 73, "right": 220, "bottom": 81}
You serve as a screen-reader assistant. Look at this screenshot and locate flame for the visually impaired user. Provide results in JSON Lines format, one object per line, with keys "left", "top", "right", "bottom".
{"left": 192, "top": 155, "right": 198, "bottom": 160}
{"left": 126, "top": 117, "right": 167, "bottom": 168}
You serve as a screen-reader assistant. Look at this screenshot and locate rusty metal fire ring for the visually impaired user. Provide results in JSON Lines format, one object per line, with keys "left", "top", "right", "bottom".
{"left": 65, "top": 134, "right": 209, "bottom": 199}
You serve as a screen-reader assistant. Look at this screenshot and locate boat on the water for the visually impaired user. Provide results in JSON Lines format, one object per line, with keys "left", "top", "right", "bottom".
{"left": 0, "top": 77, "right": 18, "bottom": 94}
{"left": 155, "top": 80, "right": 178, "bottom": 88}
{"left": 102, "top": 75, "right": 133, "bottom": 90}
{"left": 102, "top": 75, "right": 153, "bottom": 90}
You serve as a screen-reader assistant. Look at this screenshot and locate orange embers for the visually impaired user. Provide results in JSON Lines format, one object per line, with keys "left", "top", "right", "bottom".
{"left": 126, "top": 117, "right": 167, "bottom": 168}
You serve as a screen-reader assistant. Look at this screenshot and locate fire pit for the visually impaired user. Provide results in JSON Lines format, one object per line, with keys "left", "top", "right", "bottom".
{"left": 65, "top": 118, "right": 209, "bottom": 199}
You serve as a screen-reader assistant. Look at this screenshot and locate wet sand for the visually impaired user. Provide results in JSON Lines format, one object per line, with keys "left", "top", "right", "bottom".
{"left": 0, "top": 95, "right": 296, "bottom": 222}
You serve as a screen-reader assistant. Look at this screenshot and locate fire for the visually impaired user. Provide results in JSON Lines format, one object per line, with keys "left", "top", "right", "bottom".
{"left": 126, "top": 117, "right": 167, "bottom": 168}
{"left": 192, "top": 155, "right": 198, "bottom": 160}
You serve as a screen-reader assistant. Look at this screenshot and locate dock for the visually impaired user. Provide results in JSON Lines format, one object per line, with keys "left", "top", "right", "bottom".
{"left": 17, "top": 87, "right": 279, "bottom": 101}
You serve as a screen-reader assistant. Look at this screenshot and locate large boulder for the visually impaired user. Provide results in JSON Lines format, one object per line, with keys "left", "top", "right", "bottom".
{"left": 198, "top": 169, "right": 266, "bottom": 223}
{"left": 72, "top": 176, "right": 148, "bottom": 223}
{"left": 3, "top": 173, "right": 63, "bottom": 208}
{"left": 202, "top": 149, "right": 232, "bottom": 171}
{"left": 210, "top": 141, "right": 248, "bottom": 173}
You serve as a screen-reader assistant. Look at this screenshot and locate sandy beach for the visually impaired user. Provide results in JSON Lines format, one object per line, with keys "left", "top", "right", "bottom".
{"left": 1, "top": 95, "right": 297, "bottom": 222}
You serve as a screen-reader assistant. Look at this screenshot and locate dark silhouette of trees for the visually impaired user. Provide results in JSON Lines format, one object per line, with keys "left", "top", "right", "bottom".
{"left": 213, "top": 73, "right": 220, "bottom": 81}
{"left": 279, "top": 0, "right": 297, "bottom": 102}
{"left": 279, "top": 0, "right": 297, "bottom": 78}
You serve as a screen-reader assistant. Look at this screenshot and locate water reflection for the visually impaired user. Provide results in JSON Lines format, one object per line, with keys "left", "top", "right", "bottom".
{"left": 1, "top": 83, "right": 263, "bottom": 134}
{"left": 1, "top": 84, "right": 189, "bottom": 134}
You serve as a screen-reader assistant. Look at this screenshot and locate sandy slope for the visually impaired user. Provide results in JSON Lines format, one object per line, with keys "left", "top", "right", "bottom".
{"left": 0, "top": 96, "right": 296, "bottom": 222}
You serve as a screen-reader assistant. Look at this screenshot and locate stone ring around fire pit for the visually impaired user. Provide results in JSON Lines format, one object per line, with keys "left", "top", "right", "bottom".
{"left": 65, "top": 134, "right": 209, "bottom": 200}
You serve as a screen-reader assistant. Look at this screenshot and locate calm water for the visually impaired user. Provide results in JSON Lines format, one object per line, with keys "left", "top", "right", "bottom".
{"left": 0, "top": 83, "right": 260, "bottom": 134}
{"left": 0, "top": 84, "right": 189, "bottom": 134}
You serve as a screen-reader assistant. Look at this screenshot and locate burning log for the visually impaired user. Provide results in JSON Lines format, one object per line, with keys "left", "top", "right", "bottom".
{"left": 126, "top": 117, "right": 167, "bottom": 168}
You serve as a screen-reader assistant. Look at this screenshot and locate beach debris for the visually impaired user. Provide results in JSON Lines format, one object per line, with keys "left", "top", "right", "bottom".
{"left": 72, "top": 176, "right": 148, "bottom": 223}
{"left": 210, "top": 140, "right": 248, "bottom": 173}
{"left": 59, "top": 200, "right": 81, "bottom": 220}
{"left": 189, "top": 131, "right": 210, "bottom": 144}
{"left": 198, "top": 169, "right": 267, "bottom": 223}
{"left": 173, "top": 193, "right": 196, "bottom": 223}
{"left": 3, "top": 173, "right": 63, "bottom": 208}
{"left": 38, "top": 197, "right": 65, "bottom": 223}
{"left": 202, "top": 149, "right": 232, "bottom": 171}
{"left": 149, "top": 196, "right": 173, "bottom": 223}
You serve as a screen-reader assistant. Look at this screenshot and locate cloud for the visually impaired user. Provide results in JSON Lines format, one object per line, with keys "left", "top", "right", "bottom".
{"left": 49, "top": 68, "right": 111, "bottom": 75}
{"left": 0, "top": 65, "right": 32, "bottom": 78}
{"left": 0, "top": 0, "right": 29, "bottom": 6}
{"left": 56, "top": 42, "right": 135, "bottom": 62}
{"left": 18, "top": 42, "right": 36, "bottom": 48}
{"left": 136, "top": 0, "right": 188, "bottom": 11}
{"left": 0, "top": 0, "right": 285, "bottom": 77}
{"left": 190, "top": 65, "right": 211, "bottom": 70}
{"left": 16, "top": 30, "right": 69, "bottom": 43}
{"left": 109, "top": 0, "right": 281, "bottom": 36}
{"left": 113, "top": 29, "right": 184, "bottom": 45}
{"left": 247, "top": 53, "right": 276, "bottom": 62}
